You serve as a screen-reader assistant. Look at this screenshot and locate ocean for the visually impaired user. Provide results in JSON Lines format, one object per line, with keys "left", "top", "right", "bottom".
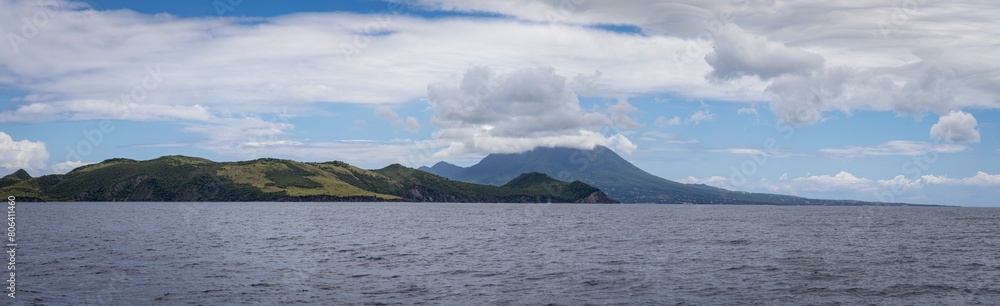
{"left": 14, "top": 202, "right": 1000, "bottom": 305}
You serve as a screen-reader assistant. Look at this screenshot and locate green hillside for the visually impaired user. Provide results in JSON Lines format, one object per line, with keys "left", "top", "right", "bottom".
{"left": 0, "top": 156, "right": 615, "bottom": 203}
{"left": 373, "top": 166, "right": 614, "bottom": 203}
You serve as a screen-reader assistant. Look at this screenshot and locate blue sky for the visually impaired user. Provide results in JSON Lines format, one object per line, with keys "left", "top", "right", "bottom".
{"left": 1, "top": 0, "right": 998, "bottom": 206}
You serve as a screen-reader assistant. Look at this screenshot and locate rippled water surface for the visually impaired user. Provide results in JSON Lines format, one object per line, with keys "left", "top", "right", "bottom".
{"left": 15, "top": 202, "right": 1000, "bottom": 305}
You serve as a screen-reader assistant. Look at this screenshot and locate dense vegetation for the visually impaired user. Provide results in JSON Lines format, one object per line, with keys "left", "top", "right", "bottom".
{"left": 0, "top": 156, "right": 616, "bottom": 203}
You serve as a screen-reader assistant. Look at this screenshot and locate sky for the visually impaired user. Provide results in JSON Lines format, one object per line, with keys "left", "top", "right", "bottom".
{"left": 0, "top": 0, "right": 998, "bottom": 206}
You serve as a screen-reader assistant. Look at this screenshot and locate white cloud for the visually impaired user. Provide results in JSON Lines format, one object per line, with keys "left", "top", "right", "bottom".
{"left": 373, "top": 106, "right": 420, "bottom": 133}
{"left": 214, "top": 138, "right": 457, "bottom": 169}
{"left": 608, "top": 98, "right": 640, "bottom": 128}
{"left": 637, "top": 131, "right": 699, "bottom": 144}
{"left": 737, "top": 106, "right": 758, "bottom": 116}
{"left": 181, "top": 116, "right": 295, "bottom": 159}
{"left": 49, "top": 161, "right": 94, "bottom": 173}
{"left": 792, "top": 171, "right": 872, "bottom": 191}
{"left": 820, "top": 141, "right": 967, "bottom": 158}
{"left": 0, "top": 0, "right": 997, "bottom": 171}
{"left": 710, "top": 148, "right": 767, "bottom": 156}
{"left": 682, "top": 175, "right": 728, "bottom": 185}
{"left": 0, "top": 132, "right": 49, "bottom": 171}
{"left": 0, "top": 101, "right": 212, "bottom": 123}
{"left": 0, "top": 132, "right": 96, "bottom": 175}
{"left": 687, "top": 110, "right": 715, "bottom": 124}
{"left": 427, "top": 66, "right": 635, "bottom": 156}
{"left": 654, "top": 110, "right": 714, "bottom": 127}
{"left": 765, "top": 61, "right": 967, "bottom": 127}
{"left": 405, "top": 0, "right": 1000, "bottom": 123}
{"left": 705, "top": 25, "right": 824, "bottom": 81}
{"left": 654, "top": 116, "right": 681, "bottom": 127}
{"left": 707, "top": 147, "right": 799, "bottom": 158}
{"left": 126, "top": 137, "right": 460, "bottom": 170}
{"left": 685, "top": 170, "right": 1000, "bottom": 206}
{"left": 404, "top": 116, "right": 420, "bottom": 133}
{"left": 0, "top": 0, "right": 994, "bottom": 129}
{"left": 374, "top": 106, "right": 403, "bottom": 126}
{"left": 921, "top": 172, "right": 1000, "bottom": 187}
{"left": 0, "top": 1, "right": 728, "bottom": 124}
{"left": 930, "top": 110, "right": 980, "bottom": 143}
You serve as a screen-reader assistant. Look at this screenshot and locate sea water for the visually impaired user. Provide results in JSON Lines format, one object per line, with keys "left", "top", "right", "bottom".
{"left": 14, "top": 202, "right": 1000, "bottom": 305}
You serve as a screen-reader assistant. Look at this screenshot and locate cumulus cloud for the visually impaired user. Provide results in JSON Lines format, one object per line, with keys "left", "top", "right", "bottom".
{"left": 0, "top": 0, "right": 997, "bottom": 172}
{"left": 705, "top": 25, "right": 825, "bottom": 81}
{"left": 0, "top": 0, "right": 712, "bottom": 124}
{"left": 687, "top": 110, "right": 715, "bottom": 124}
{"left": 766, "top": 61, "right": 964, "bottom": 127}
{"left": 0, "top": 132, "right": 49, "bottom": 171}
{"left": 736, "top": 106, "right": 757, "bottom": 116}
{"left": 405, "top": 116, "right": 421, "bottom": 133}
{"left": 374, "top": 106, "right": 403, "bottom": 126}
{"left": 608, "top": 99, "right": 640, "bottom": 128}
{"left": 792, "top": 171, "right": 872, "bottom": 191}
{"left": 922, "top": 172, "right": 1000, "bottom": 187}
{"left": 688, "top": 171, "right": 880, "bottom": 196}
{"left": 427, "top": 66, "right": 636, "bottom": 156}
{"left": 766, "top": 66, "right": 870, "bottom": 126}
{"left": 930, "top": 110, "right": 980, "bottom": 143}
{"left": 654, "top": 110, "right": 715, "bottom": 126}
{"left": 654, "top": 116, "right": 681, "bottom": 127}
{"left": 0, "top": 0, "right": 993, "bottom": 130}
{"left": 373, "top": 106, "right": 421, "bottom": 133}
{"left": 0, "top": 132, "right": 91, "bottom": 175}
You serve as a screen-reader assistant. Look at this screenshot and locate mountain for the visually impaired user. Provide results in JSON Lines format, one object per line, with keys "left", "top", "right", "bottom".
{"left": 0, "top": 156, "right": 615, "bottom": 203}
{"left": 422, "top": 146, "right": 919, "bottom": 206}
{"left": 418, "top": 161, "right": 466, "bottom": 178}
{"left": 375, "top": 166, "right": 615, "bottom": 203}
{"left": 0, "top": 169, "right": 32, "bottom": 189}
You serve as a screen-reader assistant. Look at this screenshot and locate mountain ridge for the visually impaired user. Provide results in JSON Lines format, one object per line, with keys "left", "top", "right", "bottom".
{"left": 421, "top": 145, "right": 929, "bottom": 206}
{"left": 0, "top": 156, "right": 616, "bottom": 203}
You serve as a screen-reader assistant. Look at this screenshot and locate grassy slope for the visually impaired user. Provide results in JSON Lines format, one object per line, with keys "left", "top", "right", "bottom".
{"left": 0, "top": 156, "right": 401, "bottom": 201}
{"left": 217, "top": 159, "right": 398, "bottom": 200}
{"left": 0, "top": 156, "right": 609, "bottom": 203}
